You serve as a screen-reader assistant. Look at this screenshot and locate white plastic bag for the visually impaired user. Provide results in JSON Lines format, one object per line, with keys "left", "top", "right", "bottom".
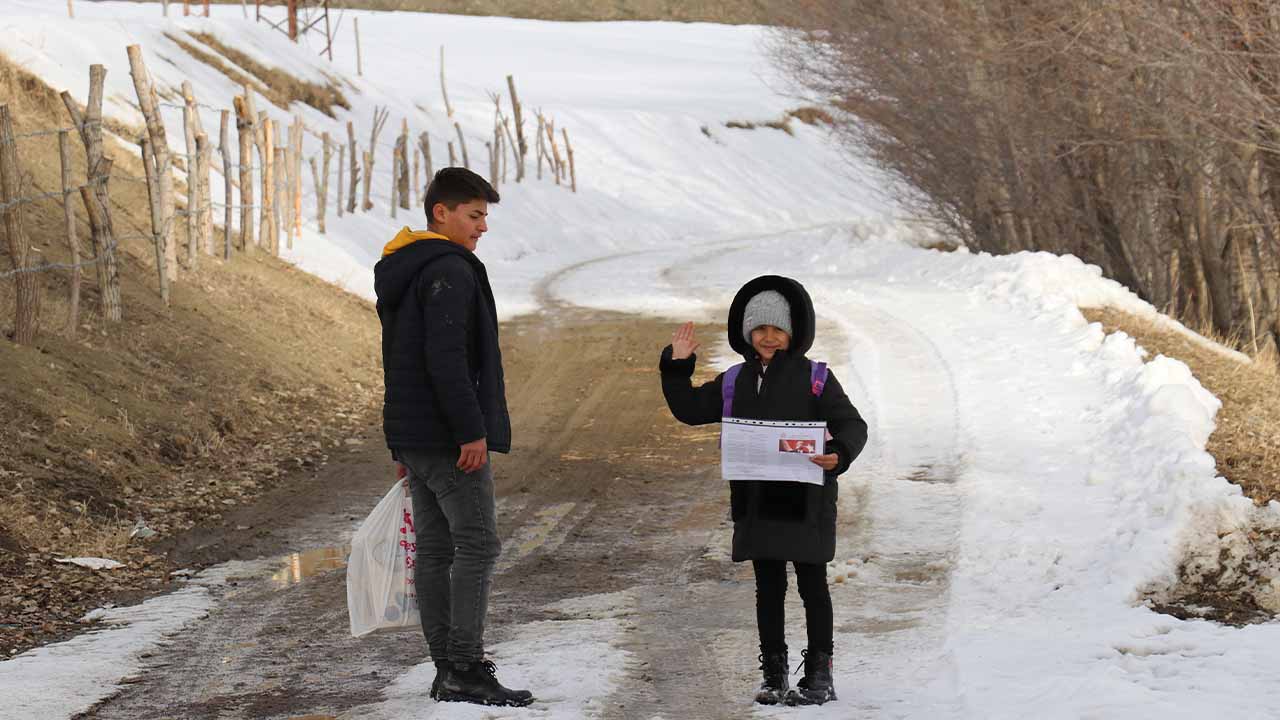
{"left": 347, "top": 469, "right": 419, "bottom": 637}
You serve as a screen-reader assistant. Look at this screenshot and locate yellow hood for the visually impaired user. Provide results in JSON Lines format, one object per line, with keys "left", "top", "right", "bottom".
{"left": 382, "top": 227, "right": 450, "bottom": 258}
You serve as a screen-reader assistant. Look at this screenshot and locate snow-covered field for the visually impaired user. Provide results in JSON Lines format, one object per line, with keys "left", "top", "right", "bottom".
{"left": 2, "top": 2, "right": 1279, "bottom": 718}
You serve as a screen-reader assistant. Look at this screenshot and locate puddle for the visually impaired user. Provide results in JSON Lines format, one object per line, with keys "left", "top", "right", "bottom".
{"left": 270, "top": 546, "right": 349, "bottom": 587}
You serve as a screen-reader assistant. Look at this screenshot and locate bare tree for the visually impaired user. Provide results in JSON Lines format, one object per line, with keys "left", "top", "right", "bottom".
{"left": 773, "top": 0, "right": 1280, "bottom": 356}
{"left": 363, "top": 106, "right": 389, "bottom": 211}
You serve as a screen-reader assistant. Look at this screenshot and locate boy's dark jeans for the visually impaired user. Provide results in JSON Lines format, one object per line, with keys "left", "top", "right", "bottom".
{"left": 753, "top": 559, "right": 833, "bottom": 655}
{"left": 396, "top": 448, "right": 501, "bottom": 664}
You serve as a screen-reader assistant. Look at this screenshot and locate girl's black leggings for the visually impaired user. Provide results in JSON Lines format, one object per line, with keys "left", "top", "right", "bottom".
{"left": 752, "top": 559, "right": 833, "bottom": 655}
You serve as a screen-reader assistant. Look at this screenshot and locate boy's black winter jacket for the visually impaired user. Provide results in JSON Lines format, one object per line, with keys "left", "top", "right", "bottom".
{"left": 660, "top": 275, "right": 868, "bottom": 564}
{"left": 375, "top": 233, "right": 511, "bottom": 455}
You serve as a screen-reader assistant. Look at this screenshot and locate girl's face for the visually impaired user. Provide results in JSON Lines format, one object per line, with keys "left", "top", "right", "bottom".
{"left": 750, "top": 325, "right": 791, "bottom": 365}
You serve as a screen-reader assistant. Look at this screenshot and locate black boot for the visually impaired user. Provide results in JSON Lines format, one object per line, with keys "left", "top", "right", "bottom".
{"left": 754, "top": 650, "right": 790, "bottom": 705}
{"left": 429, "top": 659, "right": 451, "bottom": 700}
{"left": 436, "top": 659, "right": 534, "bottom": 707}
{"left": 788, "top": 649, "right": 836, "bottom": 706}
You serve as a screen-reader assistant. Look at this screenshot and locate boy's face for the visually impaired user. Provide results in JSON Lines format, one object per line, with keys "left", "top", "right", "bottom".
{"left": 431, "top": 199, "right": 489, "bottom": 252}
{"left": 750, "top": 325, "right": 791, "bottom": 364}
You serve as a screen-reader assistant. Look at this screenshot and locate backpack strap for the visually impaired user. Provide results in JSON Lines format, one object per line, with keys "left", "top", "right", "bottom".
{"left": 721, "top": 363, "right": 744, "bottom": 418}
{"left": 810, "top": 360, "right": 828, "bottom": 397}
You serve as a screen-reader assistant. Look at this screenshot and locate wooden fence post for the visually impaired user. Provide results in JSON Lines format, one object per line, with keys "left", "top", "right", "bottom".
{"left": 362, "top": 149, "right": 372, "bottom": 210}
{"left": 195, "top": 132, "right": 212, "bottom": 255}
{"left": 507, "top": 74, "right": 527, "bottom": 179}
{"left": 58, "top": 129, "right": 81, "bottom": 336}
{"left": 448, "top": 141, "right": 456, "bottom": 167}
{"left": 454, "top": 121, "right": 469, "bottom": 169}
{"left": 390, "top": 146, "right": 399, "bottom": 219}
{"left": 62, "top": 64, "right": 121, "bottom": 322}
{"left": 0, "top": 105, "right": 40, "bottom": 343}
{"left": 419, "top": 132, "right": 432, "bottom": 195}
{"left": 413, "top": 138, "right": 420, "bottom": 206}
{"left": 364, "top": 107, "right": 388, "bottom": 211}
{"left": 273, "top": 125, "right": 285, "bottom": 253}
{"left": 397, "top": 119, "right": 410, "bottom": 211}
{"left": 140, "top": 136, "right": 171, "bottom": 306}
{"left": 292, "top": 115, "right": 302, "bottom": 242}
{"left": 354, "top": 17, "right": 363, "bottom": 77}
{"left": 259, "top": 114, "right": 274, "bottom": 253}
{"left": 219, "top": 109, "right": 233, "bottom": 260}
{"left": 545, "top": 116, "right": 562, "bottom": 186}
{"left": 499, "top": 119, "right": 508, "bottom": 184}
{"left": 501, "top": 116, "right": 520, "bottom": 182}
{"left": 440, "top": 46, "right": 453, "bottom": 118}
{"left": 536, "top": 113, "right": 545, "bottom": 180}
{"left": 346, "top": 121, "right": 359, "bottom": 214}
{"left": 336, "top": 141, "right": 345, "bottom": 218}
{"left": 182, "top": 81, "right": 199, "bottom": 268}
{"left": 562, "top": 127, "right": 576, "bottom": 193}
{"left": 281, "top": 120, "right": 294, "bottom": 247}
{"left": 314, "top": 131, "right": 331, "bottom": 233}
{"left": 128, "top": 45, "right": 176, "bottom": 284}
{"left": 233, "top": 94, "right": 254, "bottom": 253}
{"left": 486, "top": 139, "right": 496, "bottom": 188}
{"left": 310, "top": 156, "right": 323, "bottom": 230}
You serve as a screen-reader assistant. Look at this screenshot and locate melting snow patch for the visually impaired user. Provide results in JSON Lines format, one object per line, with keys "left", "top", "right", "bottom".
{"left": 357, "top": 617, "right": 632, "bottom": 719}
{"left": 54, "top": 557, "right": 124, "bottom": 570}
{"left": 0, "top": 587, "right": 214, "bottom": 719}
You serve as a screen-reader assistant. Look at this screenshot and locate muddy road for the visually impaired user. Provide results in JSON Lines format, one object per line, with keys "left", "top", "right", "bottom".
{"left": 79, "top": 307, "right": 773, "bottom": 719}
{"left": 79, "top": 256, "right": 963, "bottom": 719}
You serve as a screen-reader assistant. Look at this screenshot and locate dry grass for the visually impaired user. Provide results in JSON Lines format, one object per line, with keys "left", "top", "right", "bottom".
{"left": 0, "top": 52, "right": 381, "bottom": 559}
{"left": 786, "top": 106, "right": 835, "bottom": 126}
{"left": 1082, "top": 307, "right": 1280, "bottom": 505}
{"left": 723, "top": 107, "right": 834, "bottom": 136}
{"left": 181, "top": 31, "right": 350, "bottom": 118}
{"left": 165, "top": 32, "right": 268, "bottom": 98}
{"left": 918, "top": 238, "right": 963, "bottom": 252}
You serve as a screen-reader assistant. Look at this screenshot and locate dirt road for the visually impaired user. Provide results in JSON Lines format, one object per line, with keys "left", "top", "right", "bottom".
{"left": 80, "top": 304, "right": 780, "bottom": 719}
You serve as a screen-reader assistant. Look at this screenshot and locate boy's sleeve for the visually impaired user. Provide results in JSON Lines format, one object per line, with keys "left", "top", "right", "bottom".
{"left": 420, "top": 256, "right": 486, "bottom": 445}
{"left": 819, "top": 370, "right": 868, "bottom": 476}
{"left": 659, "top": 345, "right": 724, "bottom": 426}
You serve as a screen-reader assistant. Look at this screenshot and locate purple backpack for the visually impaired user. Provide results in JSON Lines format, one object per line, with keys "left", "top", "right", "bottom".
{"left": 721, "top": 360, "right": 828, "bottom": 418}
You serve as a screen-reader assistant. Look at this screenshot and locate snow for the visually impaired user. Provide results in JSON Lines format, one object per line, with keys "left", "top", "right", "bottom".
{"left": 356, "top": 616, "right": 633, "bottom": 719}
{"left": 0, "top": 587, "right": 213, "bottom": 718}
{"left": 53, "top": 557, "right": 125, "bottom": 570}
{"left": 550, "top": 227, "right": 1280, "bottom": 718}
{"left": 2, "top": 2, "right": 1279, "bottom": 719}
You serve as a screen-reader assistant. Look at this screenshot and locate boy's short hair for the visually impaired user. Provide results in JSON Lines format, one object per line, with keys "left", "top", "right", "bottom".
{"left": 424, "top": 167, "right": 500, "bottom": 224}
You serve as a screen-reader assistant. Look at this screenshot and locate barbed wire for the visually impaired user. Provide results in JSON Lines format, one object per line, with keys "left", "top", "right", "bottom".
{"left": 0, "top": 234, "right": 121, "bottom": 280}
{"left": 158, "top": 101, "right": 224, "bottom": 113}
{"left": 10, "top": 120, "right": 104, "bottom": 140}
{"left": 0, "top": 185, "right": 92, "bottom": 213}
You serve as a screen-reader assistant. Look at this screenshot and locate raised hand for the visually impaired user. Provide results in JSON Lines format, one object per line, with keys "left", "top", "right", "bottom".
{"left": 671, "top": 321, "right": 701, "bottom": 360}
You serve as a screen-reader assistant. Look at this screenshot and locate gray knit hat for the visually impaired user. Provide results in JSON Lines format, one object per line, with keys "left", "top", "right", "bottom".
{"left": 742, "top": 290, "right": 792, "bottom": 343}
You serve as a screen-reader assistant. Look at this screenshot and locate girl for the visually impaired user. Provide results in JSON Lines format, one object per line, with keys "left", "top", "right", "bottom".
{"left": 658, "top": 275, "right": 868, "bottom": 706}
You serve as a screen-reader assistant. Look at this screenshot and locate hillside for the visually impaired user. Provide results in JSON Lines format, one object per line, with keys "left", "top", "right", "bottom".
{"left": 142, "top": 0, "right": 775, "bottom": 24}
{"left": 0, "top": 54, "right": 382, "bottom": 655}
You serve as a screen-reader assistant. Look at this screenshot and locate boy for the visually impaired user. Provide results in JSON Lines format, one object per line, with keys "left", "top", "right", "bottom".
{"left": 374, "top": 167, "right": 532, "bottom": 707}
{"left": 659, "top": 275, "right": 868, "bottom": 706}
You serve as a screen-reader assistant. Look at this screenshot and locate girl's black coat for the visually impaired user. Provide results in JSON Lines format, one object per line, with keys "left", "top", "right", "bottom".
{"left": 659, "top": 275, "right": 868, "bottom": 564}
